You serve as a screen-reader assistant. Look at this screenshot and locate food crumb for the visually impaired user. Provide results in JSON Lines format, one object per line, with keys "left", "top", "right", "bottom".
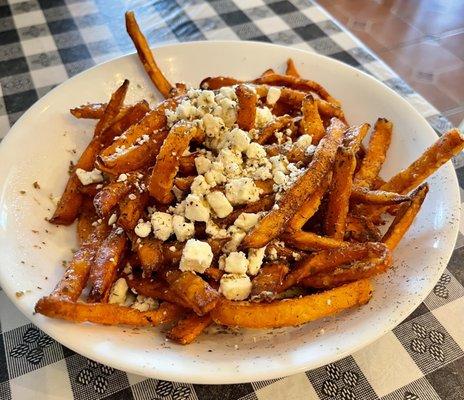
{"left": 33, "top": 181, "right": 41, "bottom": 189}
{"left": 19, "top": 190, "right": 26, "bottom": 195}
{"left": 234, "top": 344, "right": 239, "bottom": 350}
{"left": 15, "top": 291, "right": 25, "bottom": 298}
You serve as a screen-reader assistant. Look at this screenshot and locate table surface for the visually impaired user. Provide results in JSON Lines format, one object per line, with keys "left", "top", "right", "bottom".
{"left": 0, "top": 0, "right": 463, "bottom": 399}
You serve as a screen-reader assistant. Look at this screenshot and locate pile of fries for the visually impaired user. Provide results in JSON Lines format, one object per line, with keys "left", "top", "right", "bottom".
{"left": 35, "top": 12, "right": 464, "bottom": 345}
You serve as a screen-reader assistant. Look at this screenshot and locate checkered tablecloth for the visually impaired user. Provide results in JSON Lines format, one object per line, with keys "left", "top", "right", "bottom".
{"left": 1, "top": 0, "right": 463, "bottom": 399}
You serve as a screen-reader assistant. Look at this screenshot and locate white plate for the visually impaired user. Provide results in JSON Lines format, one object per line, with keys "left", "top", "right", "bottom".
{"left": 0, "top": 41, "right": 459, "bottom": 384}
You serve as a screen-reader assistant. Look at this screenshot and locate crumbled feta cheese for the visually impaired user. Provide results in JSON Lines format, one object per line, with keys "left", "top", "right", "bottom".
{"left": 206, "top": 191, "right": 233, "bottom": 218}
{"left": 108, "top": 213, "right": 117, "bottom": 226}
{"left": 225, "top": 178, "right": 261, "bottom": 205}
{"left": 219, "top": 274, "right": 252, "bottom": 301}
{"left": 296, "top": 134, "right": 312, "bottom": 148}
{"left": 255, "top": 106, "right": 274, "bottom": 128}
{"left": 223, "top": 225, "right": 246, "bottom": 253}
{"left": 150, "top": 212, "right": 173, "bottom": 241}
{"left": 204, "top": 162, "right": 227, "bottom": 186}
{"left": 128, "top": 193, "right": 137, "bottom": 200}
{"left": 184, "top": 194, "right": 210, "bottom": 222}
{"left": 306, "top": 144, "right": 317, "bottom": 156}
{"left": 197, "top": 90, "right": 215, "bottom": 108}
{"left": 205, "top": 220, "right": 229, "bottom": 239}
{"left": 179, "top": 239, "right": 213, "bottom": 273}
{"left": 218, "top": 86, "right": 237, "bottom": 101}
{"left": 75, "top": 168, "right": 103, "bottom": 186}
{"left": 266, "top": 86, "right": 281, "bottom": 105}
{"left": 225, "top": 128, "right": 250, "bottom": 152}
{"left": 273, "top": 170, "right": 287, "bottom": 185}
{"left": 131, "top": 295, "right": 158, "bottom": 312}
{"left": 134, "top": 220, "right": 152, "bottom": 238}
{"left": 108, "top": 278, "right": 128, "bottom": 305}
{"left": 248, "top": 247, "right": 266, "bottom": 275}
{"left": 224, "top": 251, "right": 249, "bottom": 274}
{"left": 172, "top": 215, "right": 195, "bottom": 242}
{"left": 246, "top": 142, "right": 266, "bottom": 159}
{"left": 269, "top": 155, "right": 288, "bottom": 173}
{"left": 268, "top": 247, "right": 278, "bottom": 260}
{"left": 190, "top": 175, "right": 210, "bottom": 196}
{"left": 172, "top": 185, "right": 184, "bottom": 201}
{"left": 195, "top": 155, "right": 212, "bottom": 174}
{"left": 117, "top": 173, "right": 128, "bottom": 182}
{"left": 234, "top": 212, "right": 259, "bottom": 232}
{"left": 218, "top": 97, "right": 237, "bottom": 127}
{"left": 202, "top": 113, "right": 224, "bottom": 138}
{"left": 176, "top": 99, "right": 198, "bottom": 120}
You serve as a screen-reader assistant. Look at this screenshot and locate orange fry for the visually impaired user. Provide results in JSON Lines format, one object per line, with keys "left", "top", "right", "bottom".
{"left": 118, "top": 191, "right": 149, "bottom": 230}
{"left": 351, "top": 186, "right": 410, "bottom": 205}
{"left": 382, "top": 183, "right": 428, "bottom": 250}
{"left": 283, "top": 231, "right": 348, "bottom": 251}
{"left": 236, "top": 84, "right": 258, "bottom": 131}
{"left": 285, "top": 58, "right": 300, "bottom": 78}
{"left": 95, "top": 79, "right": 129, "bottom": 136}
{"left": 354, "top": 118, "right": 392, "bottom": 188}
{"left": 93, "top": 179, "right": 133, "bottom": 218}
{"left": 300, "top": 94, "right": 325, "bottom": 143}
{"left": 167, "top": 313, "right": 212, "bottom": 345}
{"left": 125, "top": 12, "right": 173, "bottom": 97}
{"left": 35, "top": 297, "right": 183, "bottom": 327}
{"left": 257, "top": 115, "right": 294, "bottom": 144}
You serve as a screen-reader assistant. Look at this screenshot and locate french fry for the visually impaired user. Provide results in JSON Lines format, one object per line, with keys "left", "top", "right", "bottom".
{"left": 351, "top": 186, "right": 410, "bottom": 205}
{"left": 354, "top": 118, "right": 392, "bottom": 188}
{"left": 200, "top": 76, "right": 242, "bottom": 90}
{"left": 126, "top": 274, "right": 189, "bottom": 307}
{"left": 281, "top": 242, "right": 388, "bottom": 290}
{"left": 343, "top": 123, "right": 370, "bottom": 153}
{"left": 174, "top": 176, "right": 195, "bottom": 191}
{"left": 179, "top": 152, "right": 198, "bottom": 175}
{"left": 51, "top": 223, "right": 109, "bottom": 301}
{"left": 203, "top": 267, "right": 224, "bottom": 281}
{"left": 148, "top": 123, "right": 204, "bottom": 203}
{"left": 50, "top": 81, "right": 129, "bottom": 224}
{"left": 257, "top": 115, "right": 294, "bottom": 144}
{"left": 77, "top": 199, "right": 98, "bottom": 245}
{"left": 35, "top": 297, "right": 183, "bottom": 326}
{"left": 324, "top": 146, "right": 356, "bottom": 240}
{"left": 136, "top": 238, "right": 165, "bottom": 272}
{"left": 125, "top": 12, "right": 173, "bottom": 97}
{"left": 287, "top": 176, "right": 330, "bottom": 231}
{"left": 118, "top": 191, "right": 149, "bottom": 231}
{"left": 345, "top": 214, "right": 381, "bottom": 242}
{"left": 217, "top": 195, "right": 275, "bottom": 226}
{"left": 285, "top": 58, "right": 300, "bottom": 78}
{"left": 380, "top": 128, "right": 464, "bottom": 194}
{"left": 167, "top": 313, "right": 212, "bottom": 345}
{"left": 283, "top": 230, "right": 348, "bottom": 251}
{"left": 250, "top": 263, "right": 289, "bottom": 300}
{"left": 302, "top": 249, "right": 392, "bottom": 289}
{"left": 300, "top": 94, "right": 325, "bottom": 143}
{"left": 93, "top": 179, "right": 133, "bottom": 218}
{"left": 211, "top": 279, "right": 373, "bottom": 328}
{"left": 266, "top": 241, "right": 306, "bottom": 260}
{"left": 261, "top": 68, "right": 275, "bottom": 77}
{"left": 242, "top": 118, "right": 346, "bottom": 248}
{"left": 382, "top": 183, "right": 428, "bottom": 250}
{"left": 165, "top": 270, "right": 220, "bottom": 316}
{"left": 87, "top": 228, "right": 127, "bottom": 302}
{"left": 236, "top": 84, "right": 258, "bottom": 131}
{"left": 70, "top": 103, "right": 109, "bottom": 119}
{"left": 95, "top": 79, "right": 129, "bottom": 136}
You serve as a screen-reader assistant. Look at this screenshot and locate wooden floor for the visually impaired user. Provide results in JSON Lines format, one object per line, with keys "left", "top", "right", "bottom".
{"left": 316, "top": 0, "right": 464, "bottom": 127}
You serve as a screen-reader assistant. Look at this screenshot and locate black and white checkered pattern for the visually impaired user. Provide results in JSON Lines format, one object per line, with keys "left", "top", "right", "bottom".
{"left": 0, "top": 0, "right": 463, "bottom": 399}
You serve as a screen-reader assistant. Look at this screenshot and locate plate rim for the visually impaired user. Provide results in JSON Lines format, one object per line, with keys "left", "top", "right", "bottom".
{"left": 0, "top": 40, "right": 459, "bottom": 384}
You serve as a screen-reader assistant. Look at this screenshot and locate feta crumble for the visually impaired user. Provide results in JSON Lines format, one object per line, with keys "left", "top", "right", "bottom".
{"left": 219, "top": 274, "right": 252, "bottom": 301}
{"left": 179, "top": 239, "right": 213, "bottom": 273}
{"left": 75, "top": 168, "right": 103, "bottom": 186}
{"left": 151, "top": 212, "right": 173, "bottom": 241}
{"left": 206, "top": 191, "right": 233, "bottom": 218}
{"left": 172, "top": 215, "right": 195, "bottom": 242}
{"left": 184, "top": 194, "right": 210, "bottom": 222}
{"left": 134, "top": 220, "right": 152, "bottom": 238}
{"left": 108, "top": 278, "right": 128, "bottom": 305}
{"left": 225, "top": 177, "right": 261, "bottom": 205}
{"left": 223, "top": 251, "right": 249, "bottom": 274}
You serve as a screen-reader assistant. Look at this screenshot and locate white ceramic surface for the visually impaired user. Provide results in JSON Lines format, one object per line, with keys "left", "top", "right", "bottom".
{"left": 0, "top": 41, "right": 459, "bottom": 384}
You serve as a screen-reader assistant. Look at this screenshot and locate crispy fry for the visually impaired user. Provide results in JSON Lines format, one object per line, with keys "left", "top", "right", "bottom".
{"left": 148, "top": 123, "right": 204, "bottom": 203}
{"left": 236, "top": 84, "right": 258, "bottom": 131}
{"left": 381, "top": 128, "right": 464, "bottom": 194}
{"left": 285, "top": 58, "right": 300, "bottom": 78}
{"left": 242, "top": 118, "right": 346, "bottom": 248}
{"left": 125, "top": 12, "right": 173, "bottom": 97}
{"left": 174, "top": 176, "right": 195, "bottom": 191}
{"left": 253, "top": 73, "right": 339, "bottom": 105}
{"left": 87, "top": 228, "right": 127, "bottom": 302}
{"left": 200, "top": 76, "right": 242, "bottom": 90}
{"left": 77, "top": 199, "right": 98, "bottom": 245}
{"left": 282, "top": 242, "right": 388, "bottom": 290}
{"left": 35, "top": 297, "right": 183, "bottom": 326}
{"left": 179, "top": 152, "right": 198, "bottom": 175}
{"left": 287, "top": 176, "right": 330, "bottom": 231}
{"left": 93, "top": 179, "right": 132, "bottom": 218}
{"left": 167, "top": 313, "right": 212, "bottom": 345}
{"left": 283, "top": 231, "right": 348, "bottom": 251}
{"left": 203, "top": 267, "right": 224, "bottom": 281}
{"left": 354, "top": 118, "right": 392, "bottom": 188}
{"left": 136, "top": 238, "right": 165, "bottom": 272}
{"left": 126, "top": 274, "right": 189, "bottom": 307}
{"left": 70, "top": 103, "right": 109, "bottom": 119}
{"left": 95, "top": 80, "right": 129, "bottom": 136}
{"left": 261, "top": 68, "right": 275, "bottom": 77}
{"left": 257, "top": 115, "right": 294, "bottom": 144}
{"left": 324, "top": 146, "right": 356, "bottom": 239}
{"left": 217, "top": 195, "right": 275, "bottom": 226}
{"left": 300, "top": 94, "right": 325, "bottom": 143}
{"left": 50, "top": 81, "right": 129, "bottom": 224}
{"left": 382, "top": 184, "right": 428, "bottom": 250}
{"left": 343, "top": 123, "right": 370, "bottom": 153}
{"left": 118, "top": 191, "right": 149, "bottom": 230}
{"left": 302, "top": 248, "right": 392, "bottom": 288}
{"left": 250, "top": 263, "right": 289, "bottom": 300}
{"left": 345, "top": 214, "right": 381, "bottom": 242}
{"left": 211, "top": 279, "right": 373, "bottom": 328}
{"left": 165, "top": 270, "right": 220, "bottom": 316}
{"left": 351, "top": 186, "right": 410, "bottom": 205}
{"left": 51, "top": 223, "right": 109, "bottom": 301}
